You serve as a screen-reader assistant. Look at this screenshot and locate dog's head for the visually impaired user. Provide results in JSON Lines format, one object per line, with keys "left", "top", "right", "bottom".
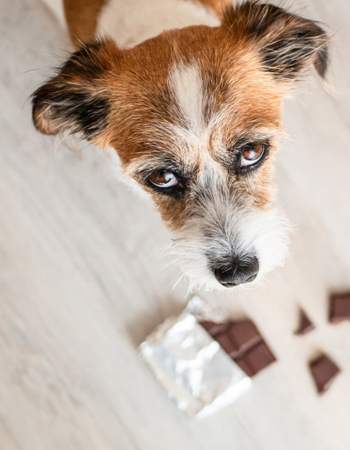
{"left": 32, "top": 2, "right": 328, "bottom": 289}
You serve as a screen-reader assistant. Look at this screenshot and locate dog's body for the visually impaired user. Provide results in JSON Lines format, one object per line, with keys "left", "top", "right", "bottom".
{"left": 64, "top": 0, "right": 226, "bottom": 50}
{"left": 32, "top": 1, "right": 328, "bottom": 290}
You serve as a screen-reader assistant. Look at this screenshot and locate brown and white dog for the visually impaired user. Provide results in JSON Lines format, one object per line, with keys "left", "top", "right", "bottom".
{"left": 32, "top": 0, "right": 328, "bottom": 290}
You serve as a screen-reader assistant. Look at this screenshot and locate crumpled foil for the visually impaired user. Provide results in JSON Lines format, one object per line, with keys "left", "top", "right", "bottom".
{"left": 139, "top": 298, "right": 252, "bottom": 419}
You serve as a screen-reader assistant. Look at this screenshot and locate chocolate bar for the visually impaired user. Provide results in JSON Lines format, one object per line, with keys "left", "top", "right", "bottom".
{"left": 309, "top": 354, "right": 340, "bottom": 394}
{"left": 199, "top": 319, "right": 275, "bottom": 377}
{"left": 140, "top": 312, "right": 252, "bottom": 418}
{"left": 295, "top": 309, "right": 315, "bottom": 335}
{"left": 329, "top": 293, "right": 350, "bottom": 324}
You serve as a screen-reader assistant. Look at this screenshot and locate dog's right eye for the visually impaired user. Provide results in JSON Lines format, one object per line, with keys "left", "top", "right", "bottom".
{"left": 240, "top": 143, "right": 266, "bottom": 168}
{"left": 148, "top": 170, "right": 180, "bottom": 188}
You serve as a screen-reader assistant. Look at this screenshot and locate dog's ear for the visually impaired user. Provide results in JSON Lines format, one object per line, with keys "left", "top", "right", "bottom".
{"left": 223, "top": 1, "right": 329, "bottom": 81}
{"left": 32, "top": 39, "right": 120, "bottom": 145}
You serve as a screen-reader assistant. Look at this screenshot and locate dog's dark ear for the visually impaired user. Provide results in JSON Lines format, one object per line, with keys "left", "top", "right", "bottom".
{"left": 223, "top": 1, "right": 329, "bottom": 81}
{"left": 32, "top": 39, "right": 119, "bottom": 143}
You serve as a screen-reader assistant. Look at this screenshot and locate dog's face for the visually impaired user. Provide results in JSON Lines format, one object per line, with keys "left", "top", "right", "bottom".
{"left": 32, "top": 2, "right": 328, "bottom": 290}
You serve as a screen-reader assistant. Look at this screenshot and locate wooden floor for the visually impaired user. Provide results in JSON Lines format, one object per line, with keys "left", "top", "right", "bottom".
{"left": 1, "top": 0, "right": 350, "bottom": 448}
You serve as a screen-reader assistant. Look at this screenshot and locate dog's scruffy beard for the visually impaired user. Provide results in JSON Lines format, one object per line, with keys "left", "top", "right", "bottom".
{"left": 169, "top": 186, "right": 290, "bottom": 291}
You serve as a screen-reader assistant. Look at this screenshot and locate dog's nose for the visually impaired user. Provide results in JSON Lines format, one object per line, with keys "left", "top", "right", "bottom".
{"left": 213, "top": 256, "right": 259, "bottom": 287}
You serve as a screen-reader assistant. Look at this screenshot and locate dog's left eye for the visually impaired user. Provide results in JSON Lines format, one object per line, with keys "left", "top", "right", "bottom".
{"left": 240, "top": 143, "right": 266, "bottom": 168}
{"left": 148, "top": 170, "right": 179, "bottom": 188}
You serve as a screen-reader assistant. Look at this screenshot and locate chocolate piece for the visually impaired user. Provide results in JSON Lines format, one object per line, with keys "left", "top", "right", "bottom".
{"left": 215, "top": 331, "right": 240, "bottom": 358}
{"left": 235, "top": 356, "right": 255, "bottom": 377}
{"left": 228, "top": 320, "right": 262, "bottom": 352}
{"left": 199, "top": 320, "right": 218, "bottom": 335}
{"left": 295, "top": 309, "right": 315, "bottom": 335}
{"left": 198, "top": 320, "right": 229, "bottom": 336}
{"left": 309, "top": 354, "right": 340, "bottom": 394}
{"left": 330, "top": 293, "right": 350, "bottom": 324}
{"left": 200, "top": 318, "right": 276, "bottom": 377}
{"left": 239, "top": 342, "right": 276, "bottom": 376}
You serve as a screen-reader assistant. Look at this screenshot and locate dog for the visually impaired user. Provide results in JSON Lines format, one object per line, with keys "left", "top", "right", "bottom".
{"left": 32, "top": 0, "right": 329, "bottom": 290}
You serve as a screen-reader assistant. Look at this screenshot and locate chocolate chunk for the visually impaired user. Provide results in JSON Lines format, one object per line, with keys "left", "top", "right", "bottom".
{"left": 295, "top": 309, "right": 315, "bottom": 335}
{"left": 235, "top": 355, "right": 255, "bottom": 377}
{"left": 199, "top": 320, "right": 229, "bottom": 336}
{"left": 215, "top": 331, "right": 239, "bottom": 357}
{"left": 240, "top": 342, "right": 276, "bottom": 376}
{"left": 228, "top": 320, "right": 262, "bottom": 352}
{"left": 200, "top": 317, "right": 276, "bottom": 377}
{"left": 329, "top": 293, "right": 350, "bottom": 324}
{"left": 309, "top": 354, "right": 340, "bottom": 394}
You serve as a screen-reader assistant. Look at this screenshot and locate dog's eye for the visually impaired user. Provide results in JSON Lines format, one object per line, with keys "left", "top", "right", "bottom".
{"left": 148, "top": 170, "right": 179, "bottom": 188}
{"left": 240, "top": 143, "right": 266, "bottom": 168}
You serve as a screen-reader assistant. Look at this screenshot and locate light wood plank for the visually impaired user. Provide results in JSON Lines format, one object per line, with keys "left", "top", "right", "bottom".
{"left": 1, "top": 0, "right": 350, "bottom": 449}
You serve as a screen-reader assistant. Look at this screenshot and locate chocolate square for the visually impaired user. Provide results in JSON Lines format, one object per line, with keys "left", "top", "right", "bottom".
{"left": 215, "top": 331, "right": 239, "bottom": 357}
{"left": 200, "top": 317, "right": 276, "bottom": 377}
{"left": 330, "top": 293, "right": 350, "bottom": 324}
{"left": 235, "top": 356, "right": 255, "bottom": 377}
{"left": 228, "top": 320, "right": 262, "bottom": 352}
{"left": 295, "top": 309, "right": 315, "bottom": 335}
{"left": 242, "top": 342, "right": 276, "bottom": 376}
{"left": 309, "top": 355, "right": 340, "bottom": 394}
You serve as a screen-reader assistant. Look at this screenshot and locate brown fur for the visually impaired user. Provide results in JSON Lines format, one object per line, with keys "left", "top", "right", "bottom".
{"left": 196, "top": 0, "right": 231, "bottom": 19}
{"left": 64, "top": 0, "right": 107, "bottom": 49}
{"left": 104, "top": 27, "right": 284, "bottom": 227}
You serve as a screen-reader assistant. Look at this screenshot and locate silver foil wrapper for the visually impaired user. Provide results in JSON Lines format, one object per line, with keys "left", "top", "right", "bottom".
{"left": 140, "top": 301, "right": 252, "bottom": 419}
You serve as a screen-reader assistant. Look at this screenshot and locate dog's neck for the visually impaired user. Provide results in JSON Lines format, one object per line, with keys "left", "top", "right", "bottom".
{"left": 97, "top": 0, "right": 220, "bottom": 49}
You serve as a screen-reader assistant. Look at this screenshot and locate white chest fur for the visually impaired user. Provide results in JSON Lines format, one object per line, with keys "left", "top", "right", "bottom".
{"left": 97, "top": 0, "right": 220, "bottom": 49}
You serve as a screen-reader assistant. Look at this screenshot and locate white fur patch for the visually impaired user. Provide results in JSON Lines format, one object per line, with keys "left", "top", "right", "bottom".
{"left": 97, "top": 0, "right": 220, "bottom": 49}
{"left": 170, "top": 207, "right": 290, "bottom": 291}
{"left": 169, "top": 63, "right": 205, "bottom": 136}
